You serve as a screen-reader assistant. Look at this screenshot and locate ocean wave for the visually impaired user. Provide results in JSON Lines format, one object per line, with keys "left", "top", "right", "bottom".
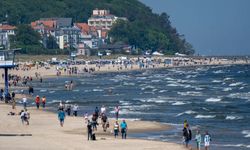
{"left": 205, "top": 98, "right": 221, "bottom": 102}
{"left": 195, "top": 115, "right": 216, "bottom": 119}
{"left": 229, "top": 82, "right": 243, "bottom": 87}
{"left": 212, "top": 80, "right": 223, "bottom": 83}
{"left": 195, "top": 87, "right": 204, "bottom": 91}
{"left": 225, "top": 115, "right": 243, "bottom": 120}
{"left": 151, "top": 80, "right": 161, "bottom": 83}
{"left": 49, "top": 91, "right": 55, "bottom": 94}
{"left": 177, "top": 91, "right": 203, "bottom": 96}
{"left": 227, "top": 92, "right": 250, "bottom": 100}
{"left": 176, "top": 110, "right": 197, "bottom": 117}
{"left": 242, "top": 130, "right": 250, "bottom": 138}
{"left": 218, "top": 144, "right": 250, "bottom": 148}
{"left": 172, "top": 101, "right": 186, "bottom": 106}
{"left": 224, "top": 77, "right": 233, "bottom": 81}
{"left": 40, "top": 89, "right": 47, "bottom": 92}
{"left": 92, "top": 89, "right": 103, "bottom": 92}
{"left": 165, "top": 77, "right": 175, "bottom": 81}
{"left": 123, "top": 82, "right": 135, "bottom": 86}
{"left": 158, "top": 90, "right": 167, "bottom": 93}
{"left": 222, "top": 87, "right": 232, "bottom": 92}
{"left": 213, "top": 70, "right": 225, "bottom": 74}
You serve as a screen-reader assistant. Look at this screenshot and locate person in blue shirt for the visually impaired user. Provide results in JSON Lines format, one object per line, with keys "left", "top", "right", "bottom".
{"left": 120, "top": 120, "right": 128, "bottom": 139}
{"left": 58, "top": 110, "right": 65, "bottom": 127}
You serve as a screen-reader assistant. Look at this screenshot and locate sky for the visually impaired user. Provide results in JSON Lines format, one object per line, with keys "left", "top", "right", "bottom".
{"left": 139, "top": 0, "right": 250, "bottom": 56}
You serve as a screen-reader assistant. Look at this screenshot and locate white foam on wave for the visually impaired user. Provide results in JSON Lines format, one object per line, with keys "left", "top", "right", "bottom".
{"left": 172, "top": 101, "right": 186, "bottom": 106}
{"left": 212, "top": 80, "right": 223, "bottom": 83}
{"left": 229, "top": 82, "right": 243, "bottom": 87}
{"left": 226, "top": 115, "right": 243, "bottom": 120}
{"left": 213, "top": 70, "right": 224, "bottom": 74}
{"left": 195, "top": 87, "right": 204, "bottom": 91}
{"left": 137, "top": 98, "right": 166, "bottom": 104}
{"left": 151, "top": 80, "right": 161, "bottom": 83}
{"left": 49, "top": 91, "right": 55, "bottom": 94}
{"left": 223, "top": 87, "right": 232, "bottom": 92}
{"left": 165, "top": 77, "right": 175, "bottom": 81}
{"left": 123, "top": 82, "right": 135, "bottom": 86}
{"left": 176, "top": 110, "right": 197, "bottom": 117}
{"left": 40, "top": 89, "right": 47, "bottom": 92}
{"left": 205, "top": 98, "right": 221, "bottom": 102}
{"left": 242, "top": 130, "right": 250, "bottom": 138}
{"left": 227, "top": 92, "right": 250, "bottom": 100}
{"left": 224, "top": 77, "right": 233, "bottom": 81}
{"left": 195, "top": 115, "right": 216, "bottom": 119}
{"left": 178, "top": 91, "right": 203, "bottom": 96}
{"left": 92, "top": 89, "right": 103, "bottom": 92}
{"left": 220, "top": 144, "right": 250, "bottom": 148}
{"left": 158, "top": 90, "right": 167, "bottom": 93}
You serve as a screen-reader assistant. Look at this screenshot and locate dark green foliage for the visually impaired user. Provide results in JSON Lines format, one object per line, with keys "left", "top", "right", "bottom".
{"left": 46, "top": 35, "right": 59, "bottom": 49}
{"left": 0, "top": 0, "right": 194, "bottom": 55}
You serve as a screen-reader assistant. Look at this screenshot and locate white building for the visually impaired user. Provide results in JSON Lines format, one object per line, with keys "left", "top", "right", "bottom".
{"left": 88, "top": 9, "right": 126, "bottom": 30}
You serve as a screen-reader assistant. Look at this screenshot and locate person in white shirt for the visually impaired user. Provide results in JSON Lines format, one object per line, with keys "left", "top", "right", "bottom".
{"left": 114, "top": 106, "right": 120, "bottom": 120}
{"left": 22, "top": 97, "right": 27, "bottom": 109}
{"left": 204, "top": 131, "right": 212, "bottom": 150}
{"left": 101, "top": 105, "right": 106, "bottom": 115}
{"left": 73, "top": 104, "right": 79, "bottom": 117}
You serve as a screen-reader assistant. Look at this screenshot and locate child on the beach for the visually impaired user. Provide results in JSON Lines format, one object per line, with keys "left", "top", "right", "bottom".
{"left": 204, "top": 131, "right": 212, "bottom": 150}
{"left": 195, "top": 130, "right": 202, "bottom": 150}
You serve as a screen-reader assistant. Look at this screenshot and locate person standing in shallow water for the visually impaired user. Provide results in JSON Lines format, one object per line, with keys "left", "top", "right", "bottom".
{"left": 120, "top": 120, "right": 128, "bottom": 139}
{"left": 58, "top": 109, "right": 65, "bottom": 127}
{"left": 195, "top": 130, "right": 202, "bottom": 150}
{"left": 42, "top": 96, "right": 46, "bottom": 108}
{"left": 183, "top": 124, "right": 192, "bottom": 149}
{"left": 35, "top": 95, "right": 40, "bottom": 109}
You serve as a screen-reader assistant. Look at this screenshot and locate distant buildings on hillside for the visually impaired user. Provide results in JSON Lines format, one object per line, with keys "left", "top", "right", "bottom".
{"left": 30, "top": 9, "right": 128, "bottom": 56}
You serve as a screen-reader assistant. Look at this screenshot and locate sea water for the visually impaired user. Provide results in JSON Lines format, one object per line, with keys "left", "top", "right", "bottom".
{"left": 24, "top": 64, "right": 250, "bottom": 150}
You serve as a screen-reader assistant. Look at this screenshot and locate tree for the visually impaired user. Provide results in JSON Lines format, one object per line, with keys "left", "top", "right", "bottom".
{"left": 46, "top": 35, "right": 58, "bottom": 49}
{"left": 16, "top": 24, "right": 41, "bottom": 45}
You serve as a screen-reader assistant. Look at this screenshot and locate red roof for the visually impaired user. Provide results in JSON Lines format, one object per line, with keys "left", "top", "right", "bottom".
{"left": 31, "top": 20, "right": 56, "bottom": 29}
{"left": 75, "top": 23, "right": 90, "bottom": 35}
{"left": 0, "top": 25, "right": 16, "bottom": 30}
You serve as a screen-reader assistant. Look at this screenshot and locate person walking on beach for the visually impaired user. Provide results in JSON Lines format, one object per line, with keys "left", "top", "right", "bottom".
{"left": 114, "top": 120, "right": 119, "bottom": 138}
{"left": 95, "top": 107, "right": 99, "bottom": 118}
{"left": 84, "top": 112, "right": 88, "bottom": 123}
{"left": 58, "top": 109, "right": 66, "bottom": 127}
{"left": 120, "top": 120, "right": 128, "bottom": 139}
{"left": 100, "top": 105, "right": 106, "bottom": 116}
{"left": 195, "top": 130, "right": 202, "bottom": 150}
{"left": 204, "top": 131, "right": 212, "bottom": 150}
{"left": 114, "top": 106, "right": 120, "bottom": 120}
{"left": 66, "top": 104, "right": 72, "bottom": 116}
{"left": 42, "top": 96, "right": 46, "bottom": 108}
{"left": 183, "top": 124, "right": 192, "bottom": 148}
{"left": 73, "top": 104, "right": 79, "bottom": 117}
{"left": 35, "top": 95, "right": 40, "bottom": 109}
{"left": 87, "top": 120, "right": 92, "bottom": 140}
{"left": 22, "top": 97, "right": 27, "bottom": 109}
{"left": 24, "top": 109, "right": 30, "bottom": 125}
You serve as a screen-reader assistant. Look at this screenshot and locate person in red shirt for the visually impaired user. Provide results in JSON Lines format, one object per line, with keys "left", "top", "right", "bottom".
{"left": 35, "top": 95, "right": 40, "bottom": 109}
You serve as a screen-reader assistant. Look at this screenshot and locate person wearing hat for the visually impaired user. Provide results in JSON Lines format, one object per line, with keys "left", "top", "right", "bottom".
{"left": 35, "top": 95, "right": 40, "bottom": 109}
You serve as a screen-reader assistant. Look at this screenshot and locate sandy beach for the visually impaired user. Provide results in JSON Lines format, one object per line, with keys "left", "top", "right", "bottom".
{"left": 0, "top": 103, "right": 185, "bottom": 150}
